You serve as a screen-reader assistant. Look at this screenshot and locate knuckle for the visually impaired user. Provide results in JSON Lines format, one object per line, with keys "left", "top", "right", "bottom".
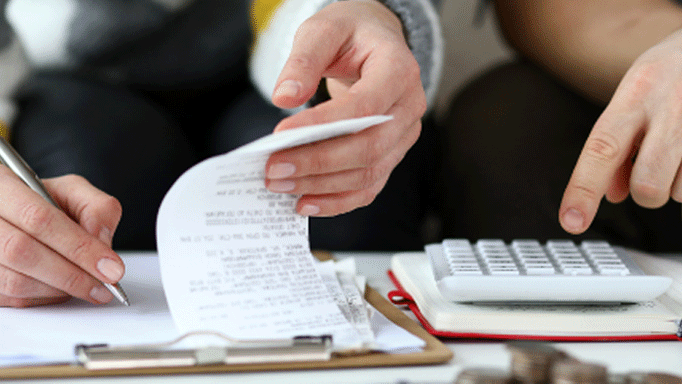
{"left": 94, "top": 194, "right": 123, "bottom": 221}
{"left": 18, "top": 202, "right": 54, "bottom": 235}
{"left": 359, "top": 167, "right": 379, "bottom": 189}
{"left": 360, "top": 163, "right": 391, "bottom": 190}
{"left": 287, "top": 54, "right": 318, "bottom": 76}
{"left": 569, "top": 182, "right": 602, "bottom": 202}
{"left": 1, "top": 232, "right": 36, "bottom": 269}
{"left": 624, "top": 61, "right": 658, "bottom": 102}
{"left": 60, "top": 270, "right": 89, "bottom": 295}
{"left": 307, "top": 150, "right": 334, "bottom": 174}
{"left": 361, "top": 144, "right": 383, "bottom": 168}
{"left": 362, "top": 137, "right": 390, "bottom": 167}
{"left": 630, "top": 181, "right": 668, "bottom": 207}
{"left": 67, "top": 237, "right": 98, "bottom": 266}
{"left": 583, "top": 131, "right": 622, "bottom": 164}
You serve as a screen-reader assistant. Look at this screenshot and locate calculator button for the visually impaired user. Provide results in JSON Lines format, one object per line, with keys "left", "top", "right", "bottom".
{"left": 596, "top": 267, "right": 630, "bottom": 276}
{"left": 489, "top": 269, "right": 520, "bottom": 275}
{"left": 524, "top": 267, "right": 557, "bottom": 275}
{"left": 451, "top": 269, "right": 484, "bottom": 275}
{"left": 443, "top": 239, "right": 472, "bottom": 246}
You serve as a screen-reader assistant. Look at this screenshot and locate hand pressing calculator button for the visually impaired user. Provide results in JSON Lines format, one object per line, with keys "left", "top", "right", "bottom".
{"left": 428, "top": 239, "right": 672, "bottom": 303}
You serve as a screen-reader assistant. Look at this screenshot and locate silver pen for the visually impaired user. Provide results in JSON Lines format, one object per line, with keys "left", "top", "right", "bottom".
{"left": 0, "top": 137, "right": 129, "bottom": 306}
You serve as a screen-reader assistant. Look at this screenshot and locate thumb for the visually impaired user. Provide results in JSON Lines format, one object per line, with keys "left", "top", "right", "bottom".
{"left": 272, "top": 16, "right": 350, "bottom": 109}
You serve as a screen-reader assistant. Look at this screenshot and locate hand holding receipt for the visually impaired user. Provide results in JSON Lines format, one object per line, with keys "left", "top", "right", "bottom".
{"left": 0, "top": 136, "right": 129, "bottom": 307}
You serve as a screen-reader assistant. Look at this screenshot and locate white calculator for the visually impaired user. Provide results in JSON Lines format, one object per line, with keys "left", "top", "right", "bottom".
{"left": 428, "top": 239, "right": 672, "bottom": 303}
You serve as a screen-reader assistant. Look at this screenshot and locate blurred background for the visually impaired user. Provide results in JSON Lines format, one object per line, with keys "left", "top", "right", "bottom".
{"left": 0, "top": 1, "right": 513, "bottom": 126}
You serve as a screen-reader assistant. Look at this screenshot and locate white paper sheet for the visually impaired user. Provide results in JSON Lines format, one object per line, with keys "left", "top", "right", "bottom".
{"left": 0, "top": 255, "right": 178, "bottom": 365}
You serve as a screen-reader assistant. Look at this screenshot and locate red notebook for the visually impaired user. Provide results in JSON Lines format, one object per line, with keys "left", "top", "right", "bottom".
{"left": 388, "top": 252, "right": 682, "bottom": 342}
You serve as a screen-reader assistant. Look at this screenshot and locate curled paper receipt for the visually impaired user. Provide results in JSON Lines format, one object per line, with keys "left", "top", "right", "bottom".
{"left": 155, "top": 115, "right": 393, "bottom": 352}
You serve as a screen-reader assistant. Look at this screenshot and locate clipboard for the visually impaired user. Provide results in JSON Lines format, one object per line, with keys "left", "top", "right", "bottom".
{"left": 0, "top": 251, "right": 453, "bottom": 380}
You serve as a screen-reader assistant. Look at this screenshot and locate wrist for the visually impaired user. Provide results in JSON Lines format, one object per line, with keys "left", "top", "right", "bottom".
{"left": 359, "top": 0, "right": 444, "bottom": 110}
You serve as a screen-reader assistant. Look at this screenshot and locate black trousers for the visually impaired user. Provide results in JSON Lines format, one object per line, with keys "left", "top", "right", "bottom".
{"left": 439, "top": 60, "right": 682, "bottom": 252}
{"left": 11, "top": 73, "right": 435, "bottom": 251}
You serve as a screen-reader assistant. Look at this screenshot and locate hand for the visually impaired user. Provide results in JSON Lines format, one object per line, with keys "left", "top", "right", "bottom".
{"left": 559, "top": 29, "right": 682, "bottom": 234}
{"left": 0, "top": 171, "right": 123, "bottom": 307}
{"left": 265, "top": 0, "right": 426, "bottom": 216}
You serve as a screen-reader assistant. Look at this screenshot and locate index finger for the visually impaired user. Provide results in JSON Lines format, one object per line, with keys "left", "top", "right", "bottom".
{"left": 559, "top": 106, "right": 645, "bottom": 234}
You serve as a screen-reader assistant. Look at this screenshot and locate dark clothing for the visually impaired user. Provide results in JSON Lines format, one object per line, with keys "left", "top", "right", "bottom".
{"left": 12, "top": 72, "right": 435, "bottom": 253}
{"left": 439, "top": 60, "right": 682, "bottom": 252}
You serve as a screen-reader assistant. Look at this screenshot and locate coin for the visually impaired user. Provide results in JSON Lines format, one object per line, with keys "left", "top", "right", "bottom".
{"left": 552, "top": 359, "right": 608, "bottom": 384}
{"left": 507, "top": 341, "right": 572, "bottom": 383}
{"left": 455, "top": 367, "right": 512, "bottom": 384}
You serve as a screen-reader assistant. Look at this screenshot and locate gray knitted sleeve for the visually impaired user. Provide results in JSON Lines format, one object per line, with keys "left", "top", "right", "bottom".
{"left": 374, "top": 0, "right": 444, "bottom": 110}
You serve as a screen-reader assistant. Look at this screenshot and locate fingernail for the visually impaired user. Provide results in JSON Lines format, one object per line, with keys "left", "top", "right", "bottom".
{"left": 97, "top": 258, "right": 124, "bottom": 282}
{"left": 99, "top": 227, "right": 113, "bottom": 246}
{"left": 267, "top": 163, "right": 296, "bottom": 179}
{"left": 90, "top": 285, "right": 114, "bottom": 303}
{"left": 299, "top": 204, "right": 320, "bottom": 216}
{"left": 268, "top": 180, "right": 296, "bottom": 192}
{"left": 274, "top": 80, "right": 301, "bottom": 99}
{"left": 562, "top": 208, "right": 584, "bottom": 232}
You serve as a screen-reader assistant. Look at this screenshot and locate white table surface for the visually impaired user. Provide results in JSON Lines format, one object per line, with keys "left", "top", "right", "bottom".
{"left": 9, "top": 252, "right": 682, "bottom": 384}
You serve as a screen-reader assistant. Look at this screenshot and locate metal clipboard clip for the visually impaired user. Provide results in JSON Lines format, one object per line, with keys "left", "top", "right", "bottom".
{"left": 75, "top": 331, "right": 333, "bottom": 370}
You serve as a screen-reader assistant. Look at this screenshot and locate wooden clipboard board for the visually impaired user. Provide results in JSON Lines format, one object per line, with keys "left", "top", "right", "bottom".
{"left": 0, "top": 252, "right": 453, "bottom": 379}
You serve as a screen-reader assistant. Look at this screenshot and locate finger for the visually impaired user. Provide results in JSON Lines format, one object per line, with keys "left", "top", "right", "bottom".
{"left": 296, "top": 171, "right": 392, "bottom": 217}
{"left": 629, "top": 114, "right": 682, "bottom": 208}
{"left": 274, "top": 47, "right": 421, "bottom": 132}
{"left": 605, "top": 154, "right": 633, "bottom": 203}
{"left": 0, "top": 264, "right": 66, "bottom": 299}
{"left": 293, "top": 121, "right": 420, "bottom": 216}
{"left": 271, "top": 13, "right": 353, "bottom": 109}
{"left": 0, "top": 168, "right": 125, "bottom": 284}
{"left": 267, "top": 120, "right": 421, "bottom": 196}
{"left": 0, "top": 294, "right": 70, "bottom": 308}
{"left": 670, "top": 163, "right": 682, "bottom": 203}
{"left": 0, "top": 218, "right": 114, "bottom": 304}
{"left": 267, "top": 83, "right": 424, "bottom": 181}
{"left": 559, "top": 106, "right": 646, "bottom": 234}
{"left": 44, "top": 175, "right": 122, "bottom": 247}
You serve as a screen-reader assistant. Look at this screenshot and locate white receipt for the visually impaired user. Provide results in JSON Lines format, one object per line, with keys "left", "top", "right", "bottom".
{"left": 317, "top": 261, "right": 375, "bottom": 348}
{"left": 156, "top": 115, "right": 392, "bottom": 351}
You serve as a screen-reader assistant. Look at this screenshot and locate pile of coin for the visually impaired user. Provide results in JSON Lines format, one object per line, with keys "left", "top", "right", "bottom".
{"left": 453, "top": 341, "right": 681, "bottom": 384}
